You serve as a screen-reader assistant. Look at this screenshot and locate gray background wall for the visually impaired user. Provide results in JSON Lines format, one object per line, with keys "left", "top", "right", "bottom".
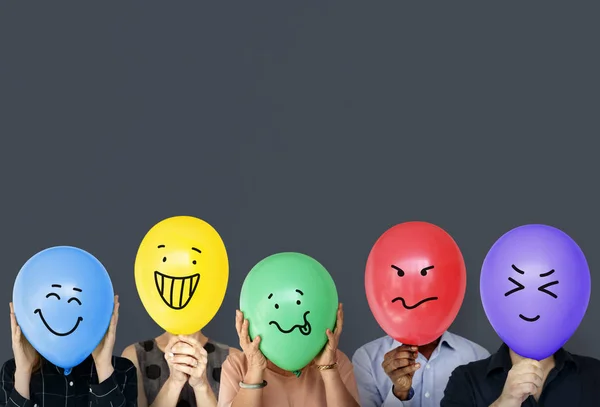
{"left": 1, "top": 2, "right": 599, "bottom": 364}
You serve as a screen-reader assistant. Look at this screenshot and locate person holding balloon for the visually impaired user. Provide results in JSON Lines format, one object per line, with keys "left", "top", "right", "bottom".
{"left": 1, "top": 247, "right": 138, "bottom": 407}
{"left": 218, "top": 252, "right": 360, "bottom": 407}
{"left": 122, "top": 216, "right": 234, "bottom": 407}
{"left": 441, "top": 224, "right": 600, "bottom": 407}
{"left": 354, "top": 222, "right": 490, "bottom": 407}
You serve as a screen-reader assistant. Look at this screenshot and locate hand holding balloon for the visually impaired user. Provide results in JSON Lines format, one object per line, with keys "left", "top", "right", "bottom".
{"left": 382, "top": 345, "right": 420, "bottom": 400}
{"left": 163, "top": 336, "right": 190, "bottom": 388}
{"left": 235, "top": 310, "right": 267, "bottom": 371}
{"left": 492, "top": 359, "right": 544, "bottom": 407}
{"left": 169, "top": 336, "right": 209, "bottom": 389}
{"left": 92, "top": 295, "right": 119, "bottom": 382}
{"left": 313, "top": 303, "right": 343, "bottom": 367}
{"left": 10, "top": 302, "right": 39, "bottom": 400}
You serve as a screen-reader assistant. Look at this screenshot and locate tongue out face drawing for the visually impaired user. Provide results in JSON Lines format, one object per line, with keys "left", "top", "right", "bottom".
{"left": 135, "top": 216, "right": 229, "bottom": 334}
{"left": 240, "top": 252, "right": 339, "bottom": 372}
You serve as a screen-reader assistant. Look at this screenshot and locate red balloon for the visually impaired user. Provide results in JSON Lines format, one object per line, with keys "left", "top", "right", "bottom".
{"left": 365, "top": 221, "right": 466, "bottom": 345}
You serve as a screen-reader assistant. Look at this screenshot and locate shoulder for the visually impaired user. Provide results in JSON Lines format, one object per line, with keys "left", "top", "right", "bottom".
{"left": 112, "top": 356, "right": 136, "bottom": 373}
{"left": 448, "top": 353, "right": 492, "bottom": 384}
{"left": 570, "top": 353, "right": 600, "bottom": 372}
{"left": 0, "top": 359, "right": 16, "bottom": 374}
{"left": 445, "top": 331, "right": 491, "bottom": 359}
{"left": 221, "top": 351, "right": 247, "bottom": 380}
{"left": 352, "top": 335, "right": 395, "bottom": 364}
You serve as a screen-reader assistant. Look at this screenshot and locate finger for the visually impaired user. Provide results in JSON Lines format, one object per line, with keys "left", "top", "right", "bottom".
{"left": 383, "top": 357, "right": 414, "bottom": 373}
{"left": 251, "top": 335, "right": 262, "bottom": 351}
{"left": 325, "top": 329, "right": 337, "bottom": 349}
{"left": 334, "top": 304, "right": 343, "bottom": 336}
{"left": 515, "top": 382, "right": 538, "bottom": 397}
{"left": 392, "top": 362, "right": 421, "bottom": 378}
{"left": 383, "top": 345, "right": 417, "bottom": 360}
{"left": 177, "top": 335, "right": 202, "bottom": 347}
{"left": 9, "top": 303, "right": 16, "bottom": 338}
{"left": 171, "top": 343, "right": 195, "bottom": 356}
{"left": 517, "top": 372, "right": 544, "bottom": 387}
{"left": 381, "top": 351, "right": 417, "bottom": 369}
{"left": 235, "top": 311, "right": 244, "bottom": 338}
{"left": 170, "top": 355, "right": 203, "bottom": 367}
{"left": 171, "top": 363, "right": 195, "bottom": 376}
{"left": 164, "top": 335, "right": 181, "bottom": 355}
{"left": 241, "top": 319, "right": 251, "bottom": 345}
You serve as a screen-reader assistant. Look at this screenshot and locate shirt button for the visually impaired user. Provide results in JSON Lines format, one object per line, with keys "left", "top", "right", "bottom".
{"left": 425, "top": 392, "right": 430, "bottom": 398}
{"left": 426, "top": 364, "right": 430, "bottom": 369}
{"left": 69, "top": 381, "right": 73, "bottom": 386}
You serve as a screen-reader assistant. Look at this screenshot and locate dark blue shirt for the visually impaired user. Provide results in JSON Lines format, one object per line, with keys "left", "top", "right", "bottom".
{"left": 441, "top": 343, "right": 600, "bottom": 407}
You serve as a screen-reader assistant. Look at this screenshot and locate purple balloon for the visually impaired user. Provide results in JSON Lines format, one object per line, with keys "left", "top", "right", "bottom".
{"left": 480, "top": 224, "right": 591, "bottom": 360}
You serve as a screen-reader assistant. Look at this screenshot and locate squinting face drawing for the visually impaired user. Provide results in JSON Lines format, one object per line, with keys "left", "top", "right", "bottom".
{"left": 481, "top": 224, "right": 591, "bottom": 360}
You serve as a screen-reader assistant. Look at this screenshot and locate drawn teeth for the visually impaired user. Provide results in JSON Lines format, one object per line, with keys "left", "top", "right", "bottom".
{"left": 154, "top": 272, "right": 200, "bottom": 310}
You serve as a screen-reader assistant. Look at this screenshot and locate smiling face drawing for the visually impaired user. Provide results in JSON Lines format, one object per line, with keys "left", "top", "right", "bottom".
{"left": 12, "top": 246, "right": 114, "bottom": 372}
{"left": 35, "top": 284, "right": 84, "bottom": 336}
{"left": 267, "top": 289, "right": 312, "bottom": 336}
{"left": 505, "top": 264, "right": 560, "bottom": 322}
{"left": 480, "top": 224, "right": 591, "bottom": 360}
{"left": 135, "top": 216, "right": 229, "bottom": 334}
{"left": 153, "top": 245, "right": 202, "bottom": 310}
{"left": 365, "top": 222, "right": 467, "bottom": 345}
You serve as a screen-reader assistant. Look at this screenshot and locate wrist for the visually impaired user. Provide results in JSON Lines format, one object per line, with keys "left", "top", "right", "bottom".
{"left": 392, "top": 386, "right": 411, "bottom": 401}
{"left": 15, "top": 368, "right": 33, "bottom": 378}
{"left": 318, "top": 367, "right": 340, "bottom": 382}
{"left": 166, "top": 377, "right": 186, "bottom": 391}
{"left": 243, "top": 366, "right": 265, "bottom": 385}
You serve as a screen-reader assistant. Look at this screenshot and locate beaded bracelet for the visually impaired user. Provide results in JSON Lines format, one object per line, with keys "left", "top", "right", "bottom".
{"left": 239, "top": 380, "right": 268, "bottom": 389}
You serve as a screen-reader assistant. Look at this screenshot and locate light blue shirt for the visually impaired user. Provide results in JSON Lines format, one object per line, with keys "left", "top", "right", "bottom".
{"left": 352, "top": 332, "right": 490, "bottom": 407}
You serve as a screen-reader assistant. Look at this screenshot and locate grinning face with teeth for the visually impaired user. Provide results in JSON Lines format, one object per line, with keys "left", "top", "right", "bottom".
{"left": 135, "top": 216, "right": 229, "bottom": 335}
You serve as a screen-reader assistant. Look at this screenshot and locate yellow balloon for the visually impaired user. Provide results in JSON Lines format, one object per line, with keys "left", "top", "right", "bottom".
{"left": 134, "top": 216, "right": 228, "bottom": 334}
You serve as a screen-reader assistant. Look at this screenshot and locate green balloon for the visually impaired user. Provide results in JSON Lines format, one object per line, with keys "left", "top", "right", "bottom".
{"left": 240, "top": 252, "right": 338, "bottom": 372}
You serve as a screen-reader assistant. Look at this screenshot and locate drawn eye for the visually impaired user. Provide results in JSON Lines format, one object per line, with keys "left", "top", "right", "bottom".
{"left": 420, "top": 266, "right": 434, "bottom": 276}
{"left": 162, "top": 257, "right": 167, "bottom": 262}
{"left": 296, "top": 300, "right": 301, "bottom": 305}
{"left": 192, "top": 260, "right": 197, "bottom": 265}
{"left": 505, "top": 277, "right": 525, "bottom": 296}
{"left": 274, "top": 304, "right": 279, "bottom": 309}
{"left": 68, "top": 297, "right": 82, "bottom": 305}
{"left": 538, "top": 281, "right": 559, "bottom": 299}
{"left": 391, "top": 265, "right": 404, "bottom": 277}
{"left": 46, "top": 293, "right": 60, "bottom": 300}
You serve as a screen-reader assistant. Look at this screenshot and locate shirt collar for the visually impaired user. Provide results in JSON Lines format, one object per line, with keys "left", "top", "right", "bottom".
{"left": 391, "top": 331, "right": 456, "bottom": 351}
{"left": 486, "top": 343, "right": 579, "bottom": 376}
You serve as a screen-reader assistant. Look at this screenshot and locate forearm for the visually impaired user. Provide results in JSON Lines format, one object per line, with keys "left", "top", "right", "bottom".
{"left": 193, "top": 384, "right": 217, "bottom": 407}
{"left": 149, "top": 379, "right": 185, "bottom": 407}
{"left": 13, "top": 370, "right": 31, "bottom": 400}
{"left": 231, "top": 367, "right": 264, "bottom": 407}
{"left": 320, "top": 369, "right": 360, "bottom": 407}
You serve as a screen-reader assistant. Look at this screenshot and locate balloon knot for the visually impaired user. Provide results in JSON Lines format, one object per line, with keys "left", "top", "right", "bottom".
{"left": 292, "top": 370, "right": 301, "bottom": 378}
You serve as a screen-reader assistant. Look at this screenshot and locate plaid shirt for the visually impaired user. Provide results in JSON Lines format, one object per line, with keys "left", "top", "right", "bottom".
{"left": 0, "top": 356, "right": 137, "bottom": 407}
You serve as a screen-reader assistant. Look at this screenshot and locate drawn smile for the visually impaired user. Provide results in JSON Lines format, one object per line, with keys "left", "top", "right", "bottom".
{"left": 154, "top": 271, "right": 200, "bottom": 310}
{"left": 34, "top": 309, "right": 83, "bottom": 336}
{"left": 519, "top": 314, "right": 540, "bottom": 322}
{"left": 269, "top": 311, "right": 312, "bottom": 336}
{"left": 391, "top": 296, "right": 438, "bottom": 309}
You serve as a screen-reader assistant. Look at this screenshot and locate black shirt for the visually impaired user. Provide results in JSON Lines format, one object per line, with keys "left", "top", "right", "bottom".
{"left": 0, "top": 356, "right": 137, "bottom": 407}
{"left": 441, "top": 343, "right": 600, "bottom": 406}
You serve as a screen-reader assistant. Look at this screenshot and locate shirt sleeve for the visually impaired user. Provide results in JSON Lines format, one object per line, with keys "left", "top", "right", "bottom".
{"left": 440, "top": 366, "right": 474, "bottom": 407}
{"left": 0, "top": 360, "right": 35, "bottom": 407}
{"left": 337, "top": 351, "right": 360, "bottom": 403}
{"left": 89, "top": 361, "right": 138, "bottom": 407}
{"left": 217, "top": 354, "right": 245, "bottom": 407}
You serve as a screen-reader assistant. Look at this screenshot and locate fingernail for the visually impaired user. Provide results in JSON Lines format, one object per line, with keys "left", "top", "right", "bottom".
{"left": 415, "top": 363, "right": 420, "bottom": 367}
{"left": 411, "top": 346, "right": 417, "bottom": 350}
{"left": 169, "top": 352, "right": 174, "bottom": 357}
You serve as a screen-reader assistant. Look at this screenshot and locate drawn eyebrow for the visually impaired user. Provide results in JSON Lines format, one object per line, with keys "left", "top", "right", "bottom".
{"left": 538, "top": 281, "right": 559, "bottom": 298}
{"left": 540, "top": 269, "right": 555, "bottom": 277}
{"left": 191, "top": 247, "right": 201, "bottom": 254}
{"left": 295, "top": 289, "right": 304, "bottom": 295}
{"left": 505, "top": 277, "right": 525, "bottom": 296}
{"left": 511, "top": 264, "right": 525, "bottom": 274}
{"left": 73, "top": 288, "right": 82, "bottom": 292}
{"left": 421, "top": 266, "right": 434, "bottom": 272}
{"left": 268, "top": 293, "right": 273, "bottom": 299}
{"left": 52, "top": 284, "right": 61, "bottom": 288}
{"left": 158, "top": 245, "right": 165, "bottom": 248}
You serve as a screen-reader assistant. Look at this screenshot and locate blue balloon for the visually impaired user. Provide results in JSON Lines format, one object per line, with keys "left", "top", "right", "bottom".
{"left": 13, "top": 246, "right": 114, "bottom": 375}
